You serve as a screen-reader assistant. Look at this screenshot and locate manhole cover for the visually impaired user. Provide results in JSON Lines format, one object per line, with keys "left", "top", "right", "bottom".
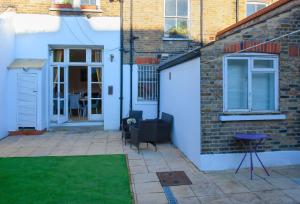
{"left": 156, "top": 171, "right": 192, "bottom": 186}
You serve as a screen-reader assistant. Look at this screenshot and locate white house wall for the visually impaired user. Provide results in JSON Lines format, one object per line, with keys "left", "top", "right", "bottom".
{"left": 10, "top": 14, "right": 120, "bottom": 130}
{"left": 160, "top": 57, "right": 201, "bottom": 169}
{"left": 0, "top": 11, "right": 15, "bottom": 138}
{"left": 123, "top": 64, "right": 157, "bottom": 119}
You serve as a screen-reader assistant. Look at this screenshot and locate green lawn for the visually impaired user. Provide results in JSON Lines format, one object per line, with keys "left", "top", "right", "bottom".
{"left": 0, "top": 155, "right": 133, "bottom": 204}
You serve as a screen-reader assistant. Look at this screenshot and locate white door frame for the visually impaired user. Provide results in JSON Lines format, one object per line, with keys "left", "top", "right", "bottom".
{"left": 88, "top": 66, "right": 103, "bottom": 121}
{"left": 49, "top": 47, "right": 104, "bottom": 124}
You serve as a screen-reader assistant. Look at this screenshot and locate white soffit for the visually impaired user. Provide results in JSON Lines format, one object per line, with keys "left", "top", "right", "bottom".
{"left": 8, "top": 59, "right": 47, "bottom": 69}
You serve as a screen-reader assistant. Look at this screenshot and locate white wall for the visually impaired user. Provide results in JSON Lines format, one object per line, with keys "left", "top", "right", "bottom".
{"left": 8, "top": 14, "right": 120, "bottom": 130}
{"left": 0, "top": 11, "right": 15, "bottom": 138}
{"left": 123, "top": 65, "right": 157, "bottom": 119}
{"left": 160, "top": 58, "right": 201, "bottom": 168}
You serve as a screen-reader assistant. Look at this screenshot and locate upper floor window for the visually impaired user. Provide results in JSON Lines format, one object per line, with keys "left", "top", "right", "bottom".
{"left": 138, "top": 65, "right": 158, "bottom": 101}
{"left": 247, "top": 1, "right": 267, "bottom": 16}
{"left": 164, "top": 0, "right": 189, "bottom": 39}
{"left": 81, "top": 0, "right": 96, "bottom": 5}
{"left": 224, "top": 55, "right": 278, "bottom": 112}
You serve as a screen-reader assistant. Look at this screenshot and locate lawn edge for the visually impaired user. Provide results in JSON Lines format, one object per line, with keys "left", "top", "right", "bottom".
{"left": 125, "top": 154, "right": 136, "bottom": 204}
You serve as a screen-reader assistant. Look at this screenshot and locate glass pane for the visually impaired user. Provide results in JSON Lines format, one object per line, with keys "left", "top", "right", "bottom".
{"left": 91, "top": 99, "right": 102, "bottom": 114}
{"left": 92, "top": 50, "right": 102, "bottom": 63}
{"left": 69, "top": 49, "right": 86, "bottom": 62}
{"left": 92, "top": 84, "right": 102, "bottom": 98}
{"left": 177, "top": 0, "right": 188, "bottom": 16}
{"left": 165, "top": 18, "right": 176, "bottom": 36}
{"left": 60, "top": 67, "right": 64, "bottom": 82}
{"left": 60, "top": 100, "right": 65, "bottom": 115}
{"left": 257, "top": 4, "right": 266, "bottom": 11}
{"left": 177, "top": 18, "right": 188, "bottom": 38}
{"left": 53, "top": 67, "right": 58, "bottom": 83}
{"left": 53, "top": 49, "right": 64, "bottom": 62}
{"left": 165, "top": 0, "right": 176, "bottom": 16}
{"left": 53, "top": 83, "right": 58, "bottom": 98}
{"left": 91, "top": 68, "right": 102, "bottom": 82}
{"left": 254, "top": 59, "right": 274, "bottom": 69}
{"left": 247, "top": 4, "right": 256, "bottom": 16}
{"left": 81, "top": 0, "right": 89, "bottom": 4}
{"left": 227, "top": 59, "right": 248, "bottom": 110}
{"left": 60, "top": 84, "right": 65, "bottom": 98}
{"left": 252, "top": 73, "right": 275, "bottom": 111}
{"left": 53, "top": 99, "right": 58, "bottom": 115}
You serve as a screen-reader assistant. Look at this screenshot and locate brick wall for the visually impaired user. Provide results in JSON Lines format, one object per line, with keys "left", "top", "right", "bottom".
{"left": 0, "top": 0, "right": 119, "bottom": 16}
{"left": 200, "top": 3, "right": 300, "bottom": 154}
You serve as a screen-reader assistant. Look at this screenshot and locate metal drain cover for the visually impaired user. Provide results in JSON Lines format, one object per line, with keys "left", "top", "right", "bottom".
{"left": 156, "top": 171, "right": 192, "bottom": 186}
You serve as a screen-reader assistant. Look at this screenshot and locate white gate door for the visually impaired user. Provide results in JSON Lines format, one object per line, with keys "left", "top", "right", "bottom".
{"left": 17, "top": 73, "right": 38, "bottom": 129}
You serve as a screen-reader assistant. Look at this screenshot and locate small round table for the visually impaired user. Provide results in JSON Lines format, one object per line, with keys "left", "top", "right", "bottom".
{"left": 235, "top": 133, "right": 270, "bottom": 180}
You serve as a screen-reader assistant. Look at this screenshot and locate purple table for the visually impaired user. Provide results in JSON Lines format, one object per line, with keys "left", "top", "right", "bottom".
{"left": 235, "top": 133, "right": 270, "bottom": 180}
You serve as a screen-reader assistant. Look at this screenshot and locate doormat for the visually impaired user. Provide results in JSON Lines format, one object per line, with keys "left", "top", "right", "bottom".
{"left": 156, "top": 171, "right": 192, "bottom": 186}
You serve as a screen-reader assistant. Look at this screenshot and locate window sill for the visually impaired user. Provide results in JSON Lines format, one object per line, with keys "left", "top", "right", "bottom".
{"left": 49, "top": 7, "right": 103, "bottom": 13}
{"left": 162, "top": 37, "right": 191, "bottom": 41}
{"left": 219, "top": 114, "right": 286, "bottom": 121}
{"left": 135, "top": 101, "right": 158, "bottom": 105}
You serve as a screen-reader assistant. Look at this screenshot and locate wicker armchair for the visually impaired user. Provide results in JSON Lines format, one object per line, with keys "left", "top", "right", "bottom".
{"left": 130, "top": 112, "right": 174, "bottom": 153}
{"left": 122, "top": 110, "right": 143, "bottom": 145}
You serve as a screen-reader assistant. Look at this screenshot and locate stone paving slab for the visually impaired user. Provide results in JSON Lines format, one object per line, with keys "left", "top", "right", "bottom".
{"left": 0, "top": 127, "right": 299, "bottom": 204}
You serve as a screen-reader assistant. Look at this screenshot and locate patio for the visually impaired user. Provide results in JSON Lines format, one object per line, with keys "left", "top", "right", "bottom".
{"left": 0, "top": 127, "right": 300, "bottom": 204}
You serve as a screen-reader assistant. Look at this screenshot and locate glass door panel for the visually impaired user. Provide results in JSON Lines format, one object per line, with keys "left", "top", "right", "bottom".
{"left": 88, "top": 67, "right": 103, "bottom": 120}
{"left": 51, "top": 65, "right": 68, "bottom": 124}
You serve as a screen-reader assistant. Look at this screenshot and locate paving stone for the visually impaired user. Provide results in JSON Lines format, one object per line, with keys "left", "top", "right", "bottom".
{"left": 133, "top": 173, "right": 159, "bottom": 183}
{"left": 266, "top": 177, "right": 300, "bottom": 190}
{"left": 197, "top": 195, "right": 232, "bottom": 204}
{"left": 136, "top": 192, "right": 168, "bottom": 204}
{"left": 283, "top": 189, "right": 300, "bottom": 202}
{"left": 191, "top": 182, "right": 224, "bottom": 197}
{"left": 176, "top": 196, "right": 201, "bottom": 204}
{"left": 135, "top": 182, "right": 163, "bottom": 194}
{"left": 228, "top": 192, "right": 263, "bottom": 204}
{"left": 214, "top": 179, "right": 250, "bottom": 194}
{"left": 255, "top": 190, "right": 298, "bottom": 204}
{"left": 170, "top": 185, "right": 195, "bottom": 198}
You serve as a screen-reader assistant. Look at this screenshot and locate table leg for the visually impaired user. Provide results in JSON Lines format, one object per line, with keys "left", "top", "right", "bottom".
{"left": 254, "top": 139, "right": 270, "bottom": 176}
{"left": 250, "top": 142, "right": 254, "bottom": 179}
{"left": 235, "top": 152, "right": 247, "bottom": 174}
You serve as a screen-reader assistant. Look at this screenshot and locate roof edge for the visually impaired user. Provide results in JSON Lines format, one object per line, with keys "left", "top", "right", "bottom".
{"left": 158, "top": 47, "right": 200, "bottom": 71}
{"left": 216, "top": 0, "right": 293, "bottom": 37}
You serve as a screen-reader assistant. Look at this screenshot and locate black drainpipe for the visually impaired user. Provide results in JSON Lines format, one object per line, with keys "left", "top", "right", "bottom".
{"left": 236, "top": 0, "right": 239, "bottom": 22}
{"left": 129, "top": 0, "right": 133, "bottom": 111}
{"left": 157, "top": 69, "right": 160, "bottom": 119}
{"left": 200, "top": 0, "right": 204, "bottom": 45}
{"left": 119, "top": 0, "right": 124, "bottom": 129}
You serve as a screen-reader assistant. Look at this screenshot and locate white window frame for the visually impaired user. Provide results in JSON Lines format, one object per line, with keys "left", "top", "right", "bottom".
{"left": 52, "top": 0, "right": 100, "bottom": 8}
{"left": 246, "top": 1, "right": 267, "bottom": 16}
{"left": 137, "top": 65, "right": 159, "bottom": 102}
{"left": 164, "top": 0, "right": 190, "bottom": 39}
{"left": 223, "top": 54, "right": 279, "bottom": 113}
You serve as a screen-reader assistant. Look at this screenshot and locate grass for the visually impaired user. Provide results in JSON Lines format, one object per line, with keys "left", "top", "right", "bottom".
{"left": 0, "top": 155, "right": 133, "bottom": 204}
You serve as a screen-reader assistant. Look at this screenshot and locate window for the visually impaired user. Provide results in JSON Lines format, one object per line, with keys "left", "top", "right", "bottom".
{"left": 246, "top": 1, "right": 267, "bottom": 16}
{"left": 224, "top": 55, "right": 278, "bottom": 112}
{"left": 138, "top": 65, "right": 159, "bottom": 101}
{"left": 164, "top": 0, "right": 189, "bottom": 39}
{"left": 81, "top": 0, "right": 96, "bottom": 5}
{"left": 69, "top": 49, "right": 86, "bottom": 62}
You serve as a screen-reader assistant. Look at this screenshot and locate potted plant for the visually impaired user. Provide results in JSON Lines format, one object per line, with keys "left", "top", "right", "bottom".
{"left": 80, "top": 4, "right": 97, "bottom": 10}
{"left": 168, "top": 27, "right": 188, "bottom": 39}
{"left": 52, "top": 0, "right": 73, "bottom": 9}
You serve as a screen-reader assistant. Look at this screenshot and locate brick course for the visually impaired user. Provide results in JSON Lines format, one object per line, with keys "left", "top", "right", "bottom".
{"left": 200, "top": 2, "right": 300, "bottom": 154}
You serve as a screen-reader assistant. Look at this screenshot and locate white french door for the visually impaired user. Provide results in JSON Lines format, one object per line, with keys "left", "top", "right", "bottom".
{"left": 51, "top": 65, "right": 69, "bottom": 124}
{"left": 88, "top": 66, "right": 103, "bottom": 120}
